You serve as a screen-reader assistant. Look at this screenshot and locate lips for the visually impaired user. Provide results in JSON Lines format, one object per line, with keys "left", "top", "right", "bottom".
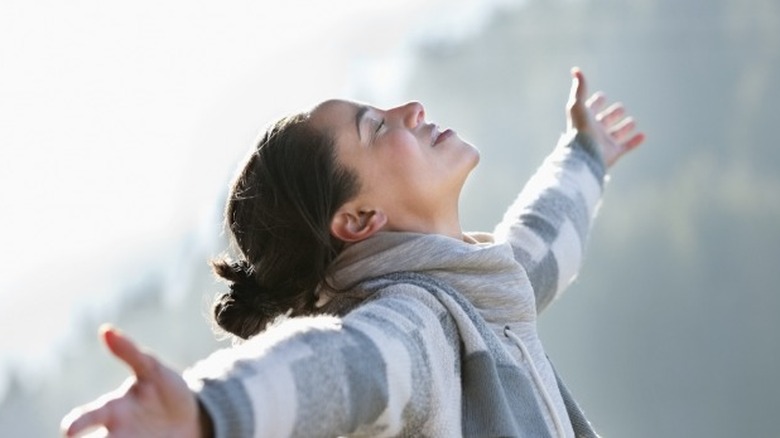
{"left": 432, "top": 126, "right": 454, "bottom": 146}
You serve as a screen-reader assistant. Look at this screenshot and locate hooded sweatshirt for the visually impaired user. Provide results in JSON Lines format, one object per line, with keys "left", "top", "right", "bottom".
{"left": 186, "top": 131, "right": 606, "bottom": 437}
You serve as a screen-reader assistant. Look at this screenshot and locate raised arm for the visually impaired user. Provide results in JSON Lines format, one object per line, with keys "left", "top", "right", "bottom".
{"left": 494, "top": 68, "right": 644, "bottom": 313}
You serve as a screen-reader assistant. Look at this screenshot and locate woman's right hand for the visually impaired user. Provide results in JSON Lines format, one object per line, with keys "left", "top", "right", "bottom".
{"left": 61, "top": 325, "right": 209, "bottom": 437}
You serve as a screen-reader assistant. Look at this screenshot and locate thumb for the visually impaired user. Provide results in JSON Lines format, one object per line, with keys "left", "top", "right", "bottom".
{"left": 568, "top": 67, "right": 587, "bottom": 108}
{"left": 567, "top": 67, "right": 591, "bottom": 132}
{"left": 100, "top": 324, "right": 157, "bottom": 381}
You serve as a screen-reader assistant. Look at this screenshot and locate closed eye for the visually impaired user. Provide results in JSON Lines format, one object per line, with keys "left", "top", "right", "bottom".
{"left": 372, "top": 119, "right": 385, "bottom": 140}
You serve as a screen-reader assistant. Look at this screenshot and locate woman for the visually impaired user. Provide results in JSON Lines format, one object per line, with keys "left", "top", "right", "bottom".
{"left": 62, "top": 68, "right": 644, "bottom": 437}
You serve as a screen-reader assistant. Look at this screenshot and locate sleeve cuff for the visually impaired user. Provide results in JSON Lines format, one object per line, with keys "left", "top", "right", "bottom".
{"left": 559, "top": 131, "right": 607, "bottom": 186}
{"left": 190, "top": 377, "right": 255, "bottom": 438}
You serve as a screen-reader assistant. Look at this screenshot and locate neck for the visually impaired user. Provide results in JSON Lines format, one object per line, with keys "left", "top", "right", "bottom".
{"left": 384, "top": 205, "right": 463, "bottom": 240}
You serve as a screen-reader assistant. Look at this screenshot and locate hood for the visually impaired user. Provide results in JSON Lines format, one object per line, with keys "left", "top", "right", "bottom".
{"left": 322, "top": 231, "right": 537, "bottom": 324}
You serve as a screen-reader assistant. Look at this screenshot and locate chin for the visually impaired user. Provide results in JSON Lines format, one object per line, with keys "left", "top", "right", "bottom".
{"left": 449, "top": 137, "right": 480, "bottom": 174}
{"left": 465, "top": 143, "right": 481, "bottom": 168}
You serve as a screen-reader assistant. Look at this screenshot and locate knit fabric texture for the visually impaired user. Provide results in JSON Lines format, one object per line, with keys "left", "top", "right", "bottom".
{"left": 185, "top": 131, "right": 606, "bottom": 437}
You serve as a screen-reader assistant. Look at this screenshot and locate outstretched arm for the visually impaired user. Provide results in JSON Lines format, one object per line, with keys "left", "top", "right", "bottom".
{"left": 65, "top": 289, "right": 461, "bottom": 437}
{"left": 186, "top": 287, "right": 461, "bottom": 437}
{"left": 495, "top": 68, "right": 645, "bottom": 312}
{"left": 60, "top": 325, "right": 212, "bottom": 437}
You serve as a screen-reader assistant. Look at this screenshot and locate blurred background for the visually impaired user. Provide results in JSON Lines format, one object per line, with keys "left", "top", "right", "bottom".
{"left": 1, "top": 0, "right": 778, "bottom": 436}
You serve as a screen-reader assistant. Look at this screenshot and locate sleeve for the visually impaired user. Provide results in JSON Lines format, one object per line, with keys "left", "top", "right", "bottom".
{"left": 493, "top": 131, "right": 607, "bottom": 313}
{"left": 183, "top": 286, "right": 462, "bottom": 438}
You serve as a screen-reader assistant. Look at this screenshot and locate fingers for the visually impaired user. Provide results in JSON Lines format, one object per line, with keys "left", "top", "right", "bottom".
{"left": 623, "top": 132, "right": 646, "bottom": 151}
{"left": 61, "top": 383, "right": 131, "bottom": 437}
{"left": 586, "top": 92, "right": 606, "bottom": 113}
{"left": 608, "top": 116, "right": 635, "bottom": 139}
{"left": 62, "top": 403, "right": 110, "bottom": 437}
{"left": 101, "top": 325, "right": 156, "bottom": 381}
{"left": 610, "top": 118, "right": 641, "bottom": 150}
{"left": 601, "top": 103, "right": 645, "bottom": 150}
{"left": 598, "top": 102, "right": 643, "bottom": 141}
{"left": 596, "top": 102, "right": 624, "bottom": 126}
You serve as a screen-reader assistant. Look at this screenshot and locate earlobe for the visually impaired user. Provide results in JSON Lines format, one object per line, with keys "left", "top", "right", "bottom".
{"left": 330, "top": 208, "right": 387, "bottom": 243}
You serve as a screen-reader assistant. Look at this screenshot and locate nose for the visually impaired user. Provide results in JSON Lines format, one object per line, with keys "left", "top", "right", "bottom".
{"left": 389, "top": 101, "right": 425, "bottom": 129}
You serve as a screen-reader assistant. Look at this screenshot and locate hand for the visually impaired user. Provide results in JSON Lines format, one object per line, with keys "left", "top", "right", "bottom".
{"left": 61, "top": 325, "right": 206, "bottom": 437}
{"left": 566, "top": 67, "right": 645, "bottom": 168}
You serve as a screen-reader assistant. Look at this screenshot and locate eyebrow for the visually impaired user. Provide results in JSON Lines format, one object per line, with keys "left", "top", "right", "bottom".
{"left": 355, "top": 105, "right": 369, "bottom": 141}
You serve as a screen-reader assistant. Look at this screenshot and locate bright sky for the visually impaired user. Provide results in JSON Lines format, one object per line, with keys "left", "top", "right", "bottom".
{"left": 0, "top": 0, "right": 406, "bottom": 371}
{"left": 0, "top": 0, "right": 513, "bottom": 383}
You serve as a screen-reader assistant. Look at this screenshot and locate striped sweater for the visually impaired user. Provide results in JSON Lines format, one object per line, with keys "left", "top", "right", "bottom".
{"left": 186, "top": 131, "right": 606, "bottom": 437}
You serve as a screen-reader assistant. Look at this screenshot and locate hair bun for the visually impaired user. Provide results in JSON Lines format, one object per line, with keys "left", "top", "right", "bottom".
{"left": 211, "top": 259, "right": 287, "bottom": 339}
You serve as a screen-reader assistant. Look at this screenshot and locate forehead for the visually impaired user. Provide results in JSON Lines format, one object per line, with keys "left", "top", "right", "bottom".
{"left": 309, "top": 99, "right": 362, "bottom": 141}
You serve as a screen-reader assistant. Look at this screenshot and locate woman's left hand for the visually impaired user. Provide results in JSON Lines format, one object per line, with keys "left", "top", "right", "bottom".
{"left": 60, "top": 325, "right": 206, "bottom": 437}
{"left": 566, "top": 67, "right": 645, "bottom": 168}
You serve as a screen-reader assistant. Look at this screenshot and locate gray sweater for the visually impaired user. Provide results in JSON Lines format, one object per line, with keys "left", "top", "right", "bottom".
{"left": 186, "top": 132, "right": 606, "bottom": 437}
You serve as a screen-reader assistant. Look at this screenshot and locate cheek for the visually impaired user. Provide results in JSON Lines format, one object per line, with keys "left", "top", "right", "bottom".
{"left": 380, "top": 135, "right": 427, "bottom": 168}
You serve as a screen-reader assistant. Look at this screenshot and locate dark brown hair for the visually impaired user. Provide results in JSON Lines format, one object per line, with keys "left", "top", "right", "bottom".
{"left": 210, "top": 112, "right": 360, "bottom": 339}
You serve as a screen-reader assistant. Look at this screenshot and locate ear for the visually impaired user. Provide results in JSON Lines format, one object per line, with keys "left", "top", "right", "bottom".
{"left": 330, "top": 206, "right": 388, "bottom": 243}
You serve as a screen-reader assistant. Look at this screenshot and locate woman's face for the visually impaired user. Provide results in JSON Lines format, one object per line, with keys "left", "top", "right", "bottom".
{"left": 309, "top": 99, "right": 480, "bottom": 236}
